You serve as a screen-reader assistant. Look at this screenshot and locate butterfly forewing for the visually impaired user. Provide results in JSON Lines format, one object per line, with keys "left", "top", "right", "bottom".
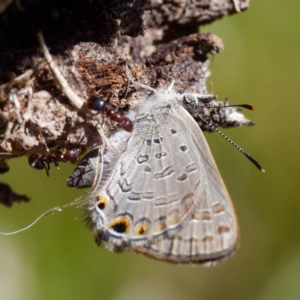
{"left": 86, "top": 93, "right": 239, "bottom": 264}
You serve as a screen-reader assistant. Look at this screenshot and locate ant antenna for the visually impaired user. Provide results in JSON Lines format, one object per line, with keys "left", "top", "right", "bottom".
{"left": 198, "top": 115, "right": 265, "bottom": 172}
{"left": 202, "top": 98, "right": 256, "bottom": 111}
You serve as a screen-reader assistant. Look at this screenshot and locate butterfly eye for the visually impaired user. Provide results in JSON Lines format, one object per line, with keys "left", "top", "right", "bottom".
{"left": 109, "top": 218, "right": 130, "bottom": 234}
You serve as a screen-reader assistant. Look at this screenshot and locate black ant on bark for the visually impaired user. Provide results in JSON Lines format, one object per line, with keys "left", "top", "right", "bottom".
{"left": 86, "top": 94, "right": 133, "bottom": 132}
{"left": 29, "top": 94, "right": 133, "bottom": 176}
{"left": 28, "top": 148, "right": 82, "bottom": 177}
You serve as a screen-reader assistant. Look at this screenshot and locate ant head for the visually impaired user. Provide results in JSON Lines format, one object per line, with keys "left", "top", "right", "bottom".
{"left": 28, "top": 154, "right": 46, "bottom": 170}
{"left": 87, "top": 93, "right": 133, "bottom": 133}
{"left": 87, "top": 95, "right": 107, "bottom": 112}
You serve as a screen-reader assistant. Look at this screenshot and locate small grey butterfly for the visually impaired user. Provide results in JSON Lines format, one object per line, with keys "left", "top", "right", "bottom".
{"left": 68, "top": 82, "right": 263, "bottom": 265}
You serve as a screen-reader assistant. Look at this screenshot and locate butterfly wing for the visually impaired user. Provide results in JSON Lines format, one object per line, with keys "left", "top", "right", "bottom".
{"left": 86, "top": 98, "right": 239, "bottom": 265}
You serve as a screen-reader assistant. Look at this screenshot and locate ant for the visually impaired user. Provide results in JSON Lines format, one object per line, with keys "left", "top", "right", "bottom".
{"left": 86, "top": 95, "right": 133, "bottom": 132}
{"left": 28, "top": 148, "right": 82, "bottom": 177}
{"left": 29, "top": 94, "right": 133, "bottom": 177}
{"left": 54, "top": 148, "right": 82, "bottom": 164}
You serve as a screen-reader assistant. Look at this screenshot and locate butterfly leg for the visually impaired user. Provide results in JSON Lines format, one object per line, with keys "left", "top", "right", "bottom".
{"left": 232, "top": 0, "right": 241, "bottom": 12}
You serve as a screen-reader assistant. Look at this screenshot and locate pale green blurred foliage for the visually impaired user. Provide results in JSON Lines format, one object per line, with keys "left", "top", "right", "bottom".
{"left": 1, "top": 1, "right": 300, "bottom": 299}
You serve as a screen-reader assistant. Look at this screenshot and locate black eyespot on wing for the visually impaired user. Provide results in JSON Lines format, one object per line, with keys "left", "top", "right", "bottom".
{"left": 111, "top": 222, "right": 127, "bottom": 233}
{"left": 109, "top": 218, "right": 130, "bottom": 233}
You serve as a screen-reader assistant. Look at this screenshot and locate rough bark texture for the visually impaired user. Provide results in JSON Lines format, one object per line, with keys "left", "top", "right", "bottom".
{"left": 0, "top": 0, "right": 251, "bottom": 203}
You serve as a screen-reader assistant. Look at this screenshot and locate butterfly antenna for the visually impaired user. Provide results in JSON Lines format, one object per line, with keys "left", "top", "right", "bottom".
{"left": 203, "top": 98, "right": 256, "bottom": 111}
{"left": 198, "top": 115, "right": 265, "bottom": 172}
{"left": 205, "top": 103, "right": 256, "bottom": 110}
{"left": 227, "top": 104, "right": 256, "bottom": 110}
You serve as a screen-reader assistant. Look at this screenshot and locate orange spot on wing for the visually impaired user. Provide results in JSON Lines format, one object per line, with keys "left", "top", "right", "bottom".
{"left": 135, "top": 224, "right": 148, "bottom": 235}
{"left": 109, "top": 217, "right": 130, "bottom": 233}
{"left": 153, "top": 219, "right": 166, "bottom": 233}
{"left": 97, "top": 194, "right": 109, "bottom": 210}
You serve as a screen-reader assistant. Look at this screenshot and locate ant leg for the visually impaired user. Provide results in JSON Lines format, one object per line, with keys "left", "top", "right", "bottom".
{"left": 45, "top": 160, "right": 51, "bottom": 177}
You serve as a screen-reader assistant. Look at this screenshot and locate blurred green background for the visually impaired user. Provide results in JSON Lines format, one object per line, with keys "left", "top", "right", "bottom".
{"left": 1, "top": 0, "right": 300, "bottom": 299}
